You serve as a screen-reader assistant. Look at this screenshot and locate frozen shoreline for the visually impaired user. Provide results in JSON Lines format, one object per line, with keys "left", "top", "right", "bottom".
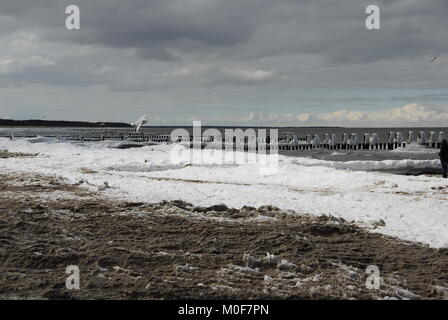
{"left": 1, "top": 138, "right": 448, "bottom": 248}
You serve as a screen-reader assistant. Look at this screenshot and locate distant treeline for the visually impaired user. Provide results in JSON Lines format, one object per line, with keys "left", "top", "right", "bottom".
{"left": 0, "top": 119, "right": 132, "bottom": 128}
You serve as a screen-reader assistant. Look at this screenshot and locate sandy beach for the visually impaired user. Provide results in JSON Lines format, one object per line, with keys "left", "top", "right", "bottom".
{"left": 1, "top": 150, "right": 448, "bottom": 300}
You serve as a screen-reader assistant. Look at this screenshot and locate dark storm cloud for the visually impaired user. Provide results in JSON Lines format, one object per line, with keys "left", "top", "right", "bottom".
{"left": 2, "top": 0, "right": 448, "bottom": 65}
{"left": 1, "top": 0, "right": 275, "bottom": 61}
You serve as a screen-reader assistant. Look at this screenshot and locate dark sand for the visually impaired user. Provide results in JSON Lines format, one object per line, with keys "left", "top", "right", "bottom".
{"left": 1, "top": 151, "right": 448, "bottom": 300}
{"left": 0, "top": 150, "right": 38, "bottom": 159}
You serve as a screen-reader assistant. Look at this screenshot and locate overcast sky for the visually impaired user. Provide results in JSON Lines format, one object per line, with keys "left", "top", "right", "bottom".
{"left": 1, "top": 0, "right": 448, "bottom": 126}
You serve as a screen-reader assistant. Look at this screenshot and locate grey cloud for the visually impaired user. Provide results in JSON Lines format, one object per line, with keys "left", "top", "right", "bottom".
{"left": 124, "top": 103, "right": 448, "bottom": 127}
{"left": 1, "top": 0, "right": 275, "bottom": 61}
{"left": 5, "top": 65, "right": 107, "bottom": 87}
{"left": 1, "top": 0, "right": 448, "bottom": 123}
{"left": 2, "top": 0, "right": 448, "bottom": 64}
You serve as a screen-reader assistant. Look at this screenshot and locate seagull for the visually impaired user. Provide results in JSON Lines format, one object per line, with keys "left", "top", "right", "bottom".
{"left": 430, "top": 56, "right": 437, "bottom": 63}
{"left": 130, "top": 115, "right": 148, "bottom": 133}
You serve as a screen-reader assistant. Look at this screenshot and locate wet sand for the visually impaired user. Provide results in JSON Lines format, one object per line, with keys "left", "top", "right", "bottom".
{"left": 1, "top": 151, "right": 447, "bottom": 300}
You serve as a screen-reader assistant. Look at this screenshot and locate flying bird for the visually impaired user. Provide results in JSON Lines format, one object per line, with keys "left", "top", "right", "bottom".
{"left": 430, "top": 56, "right": 437, "bottom": 63}
{"left": 130, "top": 115, "right": 148, "bottom": 133}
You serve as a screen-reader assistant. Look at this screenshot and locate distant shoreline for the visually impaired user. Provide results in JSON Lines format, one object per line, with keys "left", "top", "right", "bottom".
{"left": 0, "top": 119, "right": 132, "bottom": 128}
{"left": 1, "top": 119, "right": 447, "bottom": 129}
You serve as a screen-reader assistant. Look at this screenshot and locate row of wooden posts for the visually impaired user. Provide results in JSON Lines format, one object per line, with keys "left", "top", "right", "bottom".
{"left": 2, "top": 130, "right": 446, "bottom": 150}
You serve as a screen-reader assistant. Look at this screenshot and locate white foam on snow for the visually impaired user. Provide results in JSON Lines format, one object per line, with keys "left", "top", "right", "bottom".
{"left": 1, "top": 137, "right": 447, "bottom": 248}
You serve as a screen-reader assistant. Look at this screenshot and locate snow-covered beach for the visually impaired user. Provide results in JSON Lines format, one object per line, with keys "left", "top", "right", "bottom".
{"left": 1, "top": 137, "right": 447, "bottom": 248}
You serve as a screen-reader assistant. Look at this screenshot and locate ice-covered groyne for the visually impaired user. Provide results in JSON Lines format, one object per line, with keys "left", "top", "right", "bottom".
{"left": 1, "top": 130, "right": 446, "bottom": 151}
